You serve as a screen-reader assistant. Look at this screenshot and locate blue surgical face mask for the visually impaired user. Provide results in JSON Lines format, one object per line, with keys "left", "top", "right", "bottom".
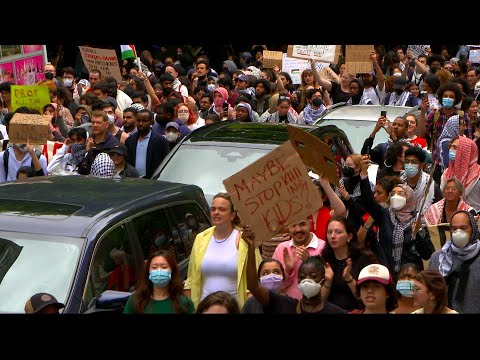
{"left": 149, "top": 269, "right": 171, "bottom": 287}
{"left": 449, "top": 150, "right": 456, "bottom": 162}
{"left": 442, "top": 97, "right": 454, "bottom": 108}
{"left": 404, "top": 163, "right": 419, "bottom": 178}
{"left": 396, "top": 279, "right": 414, "bottom": 298}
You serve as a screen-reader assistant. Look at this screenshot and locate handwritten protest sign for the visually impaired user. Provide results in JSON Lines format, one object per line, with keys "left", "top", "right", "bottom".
{"left": 263, "top": 51, "right": 283, "bottom": 69}
{"left": 282, "top": 53, "right": 330, "bottom": 85}
{"left": 407, "top": 45, "right": 430, "bottom": 59}
{"left": 287, "top": 125, "right": 339, "bottom": 186}
{"left": 345, "top": 45, "right": 373, "bottom": 75}
{"left": 223, "top": 141, "right": 323, "bottom": 246}
{"left": 469, "top": 49, "right": 480, "bottom": 64}
{"left": 287, "top": 45, "right": 339, "bottom": 64}
{"left": 320, "top": 66, "right": 340, "bottom": 83}
{"left": 11, "top": 85, "right": 51, "bottom": 114}
{"left": 9, "top": 113, "right": 52, "bottom": 145}
{"left": 79, "top": 46, "right": 122, "bottom": 82}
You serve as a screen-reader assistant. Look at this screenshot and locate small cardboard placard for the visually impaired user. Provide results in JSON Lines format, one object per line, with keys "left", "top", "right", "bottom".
{"left": 223, "top": 141, "right": 323, "bottom": 247}
{"left": 262, "top": 50, "right": 283, "bottom": 69}
{"left": 320, "top": 66, "right": 341, "bottom": 83}
{"left": 9, "top": 113, "right": 52, "bottom": 145}
{"left": 345, "top": 45, "right": 373, "bottom": 75}
{"left": 79, "top": 46, "right": 122, "bottom": 83}
{"left": 287, "top": 125, "right": 339, "bottom": 186}
{"left": 287, "top": 45, "right": 340, "bottom": 64}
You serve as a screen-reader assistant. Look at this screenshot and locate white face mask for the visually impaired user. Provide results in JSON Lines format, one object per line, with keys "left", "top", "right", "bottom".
{"left": 379, "top": 202, "right": 389, "bottom": 209}
{"left": 15, "top": 144, "right": 29, "bottom": 154}
{"left": 390, "top": 194, "right": 407, "bottom": 210}
{"left": 63, "top": 78, "right": 73, "bottom": 87}
{"left": 298, "top": 279, "right": 322, "bottom": 299}
{"left": 165, "top": 132, "right": 178, "bottom": 143}
{"left": 452, "top": 229, "right": 470, "bottom": 248}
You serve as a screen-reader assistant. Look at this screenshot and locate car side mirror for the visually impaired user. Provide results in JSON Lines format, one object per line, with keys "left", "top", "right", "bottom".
{"left": 95, "top": 290, "right": 131, "bottom": 311}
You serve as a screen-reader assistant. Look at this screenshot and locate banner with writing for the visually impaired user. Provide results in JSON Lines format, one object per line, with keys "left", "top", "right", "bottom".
{"left": 263, "top": 50, "right": 283, "bottom": 69}
{"left": 79, "top": 46, "right": 122, "bottom": 82}
{"left": 469, "top": 49, "right": 480, "bottom": 64}
{"left": 223, "top": 141, "right": 323, "bottom": 246}
{"left": 287, "top": 45, "right": 339, "bottom": 64}
{"left": 407, "top": 45, "right": 430, "bottom": 59}
{"left": 282, "top": 53, "right": 330, "bottom": 85}
{"left": 11, "top": 85, "right": 51, "bottom": 114}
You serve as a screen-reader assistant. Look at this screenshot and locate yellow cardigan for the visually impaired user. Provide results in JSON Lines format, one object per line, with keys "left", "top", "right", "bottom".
{"left": 184, "top": 225, "right": 262, "bottom": 309}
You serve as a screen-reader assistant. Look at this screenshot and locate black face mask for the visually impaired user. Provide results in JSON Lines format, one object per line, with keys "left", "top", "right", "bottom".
{"left": 395, "top": 89, "right": 403, "bottom": 95}
{"left": 198, "top": 74, "right": 207, "bottom": 80}
{"left": 342, "top": 166, "right": 355, "bottom": 178}
{"left": 45, "top": 72, "right": 54, "bottom": 80}
{"left": 312, "top": 98, "right": 323, "bottom": 107}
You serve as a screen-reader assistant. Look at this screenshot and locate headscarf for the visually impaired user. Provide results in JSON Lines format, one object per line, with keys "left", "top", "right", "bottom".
{"left": 236, "top": 103, "right": 253, "bottom": 122}
{"left": 69, "top": 143, "right": 87, "bottom": 166}
{"left": 91, "top": 152, "right": 115, "bottom": 178}
{"left": 302, "top": 103, "right": 326, "bottom": 125}
{"left": 223, "top": 60, "right": 238, "bottom": 74}
{"left": 438, "top": 210, "right": 480, "bottom": 276}
{"left": 246, "top": 66, "right": 261, "bottom": 79}
{"left": 437, "top": 115, "right": 460, "bottom": 169}
{"left": 443, "top": 136, "right": 480, "bottom": 196}
{"left": 213, "top": 87, "right": 229, "bottom": 113}
{"left": 425, "top": 198, "right": 472, "bottom": 226}
{"left": 389, "top": 184, "right": 417, "bottom": 272}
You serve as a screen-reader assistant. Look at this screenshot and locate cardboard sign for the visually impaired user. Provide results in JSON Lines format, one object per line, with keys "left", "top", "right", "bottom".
{"left": 223, "top": 141, "right": 323, "bottom": 247}
{"left": 11, "top": 85, "right": 51, "bottom": 114}
{"left": 407, "top": 45, "right": 430, "bottom": 59}
{"left": 79, "top": 46, "right": 122, "bottom": 82}
{"left": 320, "top": 66, "right": 340, "bottom": 83}
{"left": 427, "top": 223, "right": 451, "bottom": 252}
{"left": 345, "top": 45, "right": 373, "bottom": 75}
{"left": 263, "top": 50, "right": 283, "bottom": 69}
{"left": 9, "top": 113, "right": 52, "bottom": 145}
{"left": 282, "top": 53, "right": 330, "bottom": 85}
{"left": 287, "top": 125, "right": 339, "bottom": 186}
{"left": 287, "top": 45, "right": 340, "bottom": 64}
{"left": 469, "top": 49, "right": 480, "bottom": 64}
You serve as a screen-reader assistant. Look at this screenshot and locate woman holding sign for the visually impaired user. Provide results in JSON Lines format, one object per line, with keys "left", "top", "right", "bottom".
{"left": 183, "top": 192, "right": 262, "bottom": 310}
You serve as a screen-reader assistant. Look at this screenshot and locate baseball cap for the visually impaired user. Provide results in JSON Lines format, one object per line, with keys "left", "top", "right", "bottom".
{"left": 24, "top": 292, "right": 65, "bottom": 314}
{"left": 357, "top": 264, "right": 392, "bottom": 286}
{"left": 237, "top": 74, "right": 249, "bottom": 82}
{"left": 393, "top": 76, "right": 407, "bottom": 90}
{"left": 107, "top": 143, "right": 128, "bottom": 156}
{"left": 102, "top": 96, "right": 118, "bottom": 110}
{"left": 166, "top": 121, "right": 179, "bottom": 131}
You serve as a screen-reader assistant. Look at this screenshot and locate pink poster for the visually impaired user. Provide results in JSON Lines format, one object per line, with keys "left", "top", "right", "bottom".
{"left": 0, "top": 62, "right": 14, "bottom": 84}
{"left": 23, "top": 45, "right": 42, "bottom": 54}
{"left": 14, "top": 55, "right": 45, "bottom": 85}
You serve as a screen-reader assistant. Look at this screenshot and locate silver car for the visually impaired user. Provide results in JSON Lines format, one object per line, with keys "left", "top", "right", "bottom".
{"left": 315, "top": 104, "right": 414, "bottom": 154}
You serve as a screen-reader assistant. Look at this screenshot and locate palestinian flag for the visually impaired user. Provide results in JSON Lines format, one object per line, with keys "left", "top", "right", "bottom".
{"left": 121, "top": 45, "right": 137, "bottom": 61}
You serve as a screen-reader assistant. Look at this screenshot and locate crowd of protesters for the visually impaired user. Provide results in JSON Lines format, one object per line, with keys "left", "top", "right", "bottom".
{"left": 6, "top": 44, "right": 480, "bottom": 314}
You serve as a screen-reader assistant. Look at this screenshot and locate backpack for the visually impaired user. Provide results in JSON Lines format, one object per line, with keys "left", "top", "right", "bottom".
{"left": 3, "top": 147, "right": 42, "bottom": 176}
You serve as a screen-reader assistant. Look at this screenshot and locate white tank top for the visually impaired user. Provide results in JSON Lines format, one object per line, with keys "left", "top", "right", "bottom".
{"left": 200, "top": 228, "right": 239, "bottom": 301}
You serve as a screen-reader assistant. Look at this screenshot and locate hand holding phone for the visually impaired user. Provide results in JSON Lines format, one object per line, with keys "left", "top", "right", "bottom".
{"left": 223, "top": 102, "right": 229, "bottom": 111}
{"left": 380, "top": 110, "right": 387, "bottom": 117}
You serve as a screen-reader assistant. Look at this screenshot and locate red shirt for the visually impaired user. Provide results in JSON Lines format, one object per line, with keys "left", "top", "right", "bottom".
{"left": 309, "top": 205, "right": 331, "bottom": 241}
{"left": 409, "top": 136, "right": 427, "bottom": 149}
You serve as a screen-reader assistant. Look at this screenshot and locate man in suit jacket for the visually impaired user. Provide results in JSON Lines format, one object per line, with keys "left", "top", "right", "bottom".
{"left": 125, "top": 109, "right": 170, "bottom": 178}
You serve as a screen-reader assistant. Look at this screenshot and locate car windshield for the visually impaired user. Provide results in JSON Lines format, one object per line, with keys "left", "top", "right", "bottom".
{"left": 0, "top": 232, "right": 83, "bottom": 313}
{"left": 157, "top": 144, "right": 273, "bottom": 204}
{"left": 318, "top": 119, "right": 390, "bottom": 154}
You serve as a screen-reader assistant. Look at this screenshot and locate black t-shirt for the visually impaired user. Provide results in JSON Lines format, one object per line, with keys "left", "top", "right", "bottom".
{"left": 330, "top": 82, "right": 350, "bottom": 104}
{"left": 242, "top": 290, "right": 298, "bottom": 314}
{"left": 299, "top": 301, "right": 347, "bottom": 314}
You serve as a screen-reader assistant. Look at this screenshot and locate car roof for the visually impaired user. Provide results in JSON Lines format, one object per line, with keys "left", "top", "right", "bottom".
{"left": 183, "top": 120, "right": 334, "bottom": 145}
{"left": 0, "top": 176, "right": 206, "bottom": 238}
{"left": 316, "top": 104, "right": 413, "bottom": 122}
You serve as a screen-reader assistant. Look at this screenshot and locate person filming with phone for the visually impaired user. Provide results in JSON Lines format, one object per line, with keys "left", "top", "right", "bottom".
{"left": 361, "top": 113, "right": 410, "bottom": 170}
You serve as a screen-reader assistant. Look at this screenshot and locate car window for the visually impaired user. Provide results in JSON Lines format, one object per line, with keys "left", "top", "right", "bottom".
{"left": 0, "top": 233, "right": 82, "bottom": 313}
{"left": 168, "top": 203, "right": 210, "bottom": 257}
{"left": 83, "top": 225, "right": 135, "bottom": 311}
{"left": 131, "top": 208, "right": 178, "bottom": 262}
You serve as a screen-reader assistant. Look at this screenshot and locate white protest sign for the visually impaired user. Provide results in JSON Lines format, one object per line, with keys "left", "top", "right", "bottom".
{"left": 287, "top": 45, "right": 339, "bottom": 63}
{"left": 469, "top": 49, "right": 480, "bottom": 64}
{"left": 282, "top": 53, "right": 329, "bottom": 85}
{"left": 407, "top": 45, "right": 430, "bottom": 59}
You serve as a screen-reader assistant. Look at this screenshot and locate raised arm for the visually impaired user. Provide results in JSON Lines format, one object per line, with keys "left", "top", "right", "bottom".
{"left": 370, "top": 51, "right": 385, "bottom": 91}
{"left": 317, "top": 172, "right": 346, "bottom": 217}
{"left": 311, "top": 60, "right": 333, "bottom": 92}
